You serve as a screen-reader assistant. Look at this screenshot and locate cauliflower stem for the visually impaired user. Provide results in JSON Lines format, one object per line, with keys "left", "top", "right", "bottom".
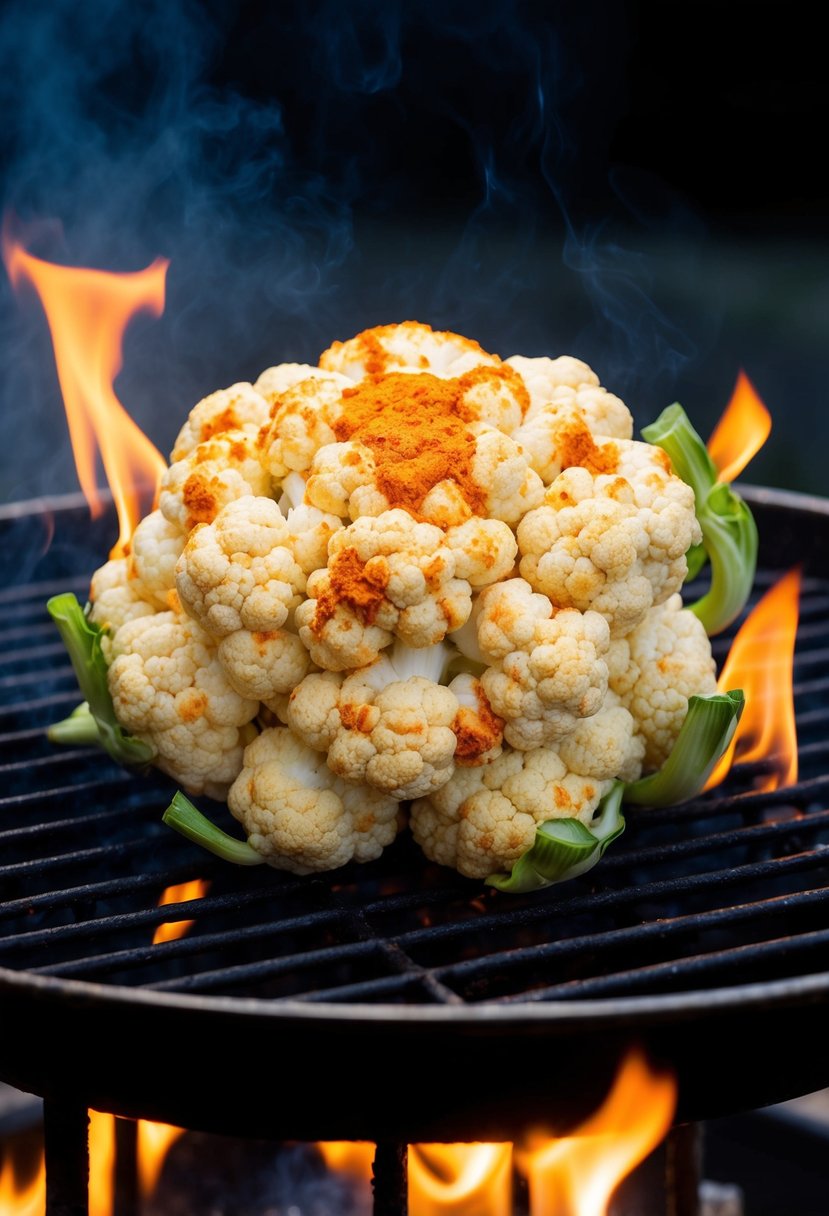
{"left": 487, "top": 689, "right": 743, "bottom": 893}
{"left": 487, "top": 780, "right": 625, "bottom": 893}
{"left": 46, "top": 593, "right": 155, "bottom": 767}
{"left": 624, "top": 689, "right": 744, "bottom": 807}
{"left": 642, "top": 404, "right": 758, "bottom": 635}
{"left": 163, "top": 790, "right": 265, "bottom": 865}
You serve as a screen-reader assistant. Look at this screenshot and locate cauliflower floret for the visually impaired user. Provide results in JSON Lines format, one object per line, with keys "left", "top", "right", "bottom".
{"left": 159, "top": 430, "right": 272, "bottom": 533}
{"left": 411, "top": 746, "right": 614, "bottom": 879}
{"left": 448, "top": 672, "right": 504, "bottom": 766}
{"left": 288, "top": 643, "right": 460, "bottom": 799}
{"left": 507, "top": 353, "right": 601, "bottom": 396}
{"left": 609, "top": 593, "right": 717, "bottom": 770}
{"left": 319, "top": 321, "right": 500, "bottom": 380}
{"left": 295, "top": 511, "right": 513, "bottom": 671}
{"left": 257, "top": 372, "right": 353, "bottom": 483}
{"left": 508, "top": 357, "right": 627, "bottom": 471}
{"left": 307, "top": 422, "right": 542, "bottom": 528}
{"left": 170, "top": 383, "right": 270, "bottom": 461}
{"left": 128, "top": 510, "right": 185, "bottom": 609}
{"left": 217, "top": 628, "right": 312, "bottom": 705}
{"left": 108, "top": 611, "right": 258, "bottom": 799}
{"left": 88, "top": 559, "right": 156, "bottom": 659}
{"left": 228, "top": 727, "right": 404, "bottom": 873}
{"left": 474, "top": 579, "right": 610, "bottom": 750}
{"left": 557, "top": 689, "right": 645, "bottom": 783}
{"left": 253, "top": 363, "right": 340, "bottom": 404}
{"left": 176, "top": 495, "right": 305, "bottom": 637}
{"left": 517, "top": 430, "right": 700, "bottom": 637}
{"left": 512, "top": 398, "right": 635, "bottom": 487}
{"left": 278, "top": 472, "right": 344, "bottom": 576}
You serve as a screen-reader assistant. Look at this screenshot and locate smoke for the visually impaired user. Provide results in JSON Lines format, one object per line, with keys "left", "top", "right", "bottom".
{"left": 0, "top": 0, "right": 714, "bottom": 504}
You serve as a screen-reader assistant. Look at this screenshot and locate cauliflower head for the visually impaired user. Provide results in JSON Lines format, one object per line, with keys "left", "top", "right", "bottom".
{"left": 52, "top": 320, "right": 749, "bottom": 889}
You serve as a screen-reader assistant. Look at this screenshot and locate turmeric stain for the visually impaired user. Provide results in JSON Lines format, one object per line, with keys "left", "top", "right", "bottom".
{"left": 312, "top": 547, "right": 389, "bottom": 632}
{"left": 555, "top": 416, "right": 619, "bottom": 475}
{"left": 333, "top": 373, "right": 487, "bottom": 517}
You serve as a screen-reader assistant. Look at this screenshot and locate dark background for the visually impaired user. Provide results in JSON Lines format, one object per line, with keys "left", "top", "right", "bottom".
{"left": 0, "top": 0, "right": 826, "bottom": 506}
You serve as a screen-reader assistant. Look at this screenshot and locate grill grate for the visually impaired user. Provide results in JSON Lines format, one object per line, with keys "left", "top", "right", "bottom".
{"left": 2, "top": 500, "right": 829, "bottom": 1012}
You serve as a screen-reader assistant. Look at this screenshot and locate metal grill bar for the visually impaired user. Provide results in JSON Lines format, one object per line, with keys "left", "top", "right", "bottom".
{"left": 8, "top": 808, "right": 829, "bottom": 981}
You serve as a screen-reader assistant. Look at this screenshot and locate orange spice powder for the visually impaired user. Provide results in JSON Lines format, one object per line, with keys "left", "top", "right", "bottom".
{"left": 333, "top": 373, "right": 486, "bottom": 518}
{"left": 452, "top": 690, "right": 505, "bottom": 766}
{"left": 554, "top": 414, "right": 619, "bottom": 475}
{"left": 312, "top": 547, "right": 389, "bottom": 630}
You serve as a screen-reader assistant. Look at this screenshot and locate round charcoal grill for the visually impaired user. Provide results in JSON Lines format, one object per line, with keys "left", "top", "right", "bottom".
{"left": 1, "top": 487, "right": 829, "bottom": 1146}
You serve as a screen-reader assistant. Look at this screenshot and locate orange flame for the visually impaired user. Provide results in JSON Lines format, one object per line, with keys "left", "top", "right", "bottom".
{"left": 87, "top": 1110, "right": 116, "bottom": 1216}
{"left": 2, "top": 224, "right": 168, "bottom": 558}
{"left": 153, "top": 878, "right": 211, "bottom": 945}
{"left": 707, "top": 568, "right": 800, "bottom": 792}
{"left": 136, "top": 1121, "right": 186, "bottom": 1198}
{"left": 707, "top": 370, "right": 772, "bottom": 484}
{"left": 518, "top": 1049, "right": 676, "bottom": 1216}
{"left": 316, "top": 1141, "right": 376, "bottom": 1178}
{"left": 410, "top": 1144, "right": 512, "bottom": 1216}
{"left": 0, "top": 1146, "right": 44, "bottom": 1216}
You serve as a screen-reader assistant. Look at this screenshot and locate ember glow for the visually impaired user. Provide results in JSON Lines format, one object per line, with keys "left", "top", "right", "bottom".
{"left": 707, "top": 369, "right": 772, "bottom": 484}
{"left": 707, "top": 567, "right": 800, "bottom": 792}
{"left": 1, "top": 224, "right": 168, "bottom": 558}
{"left": 410, "top": 1143, "right": 512, "bottom": 1216}
{"left": 0, "top": 1149, "right": 43, "bottom": 1216}
{"left": 152, "top": 878, "right": 211, "bottom": 945}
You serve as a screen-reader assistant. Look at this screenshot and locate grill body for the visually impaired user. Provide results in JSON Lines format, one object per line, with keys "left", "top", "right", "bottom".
{"left": 1, "top": 486, "right": 829, "bottom": 1141}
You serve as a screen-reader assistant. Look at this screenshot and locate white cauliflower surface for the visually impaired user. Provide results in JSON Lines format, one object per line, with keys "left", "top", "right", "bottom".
{"left": 107, "top": 610, "right": 259, "bottom": 800}
{"left": 228, "top": 727, "right": 404, "bottom": 873}
{"left": 67, "top": 321, "right": 732, "bottom": 885}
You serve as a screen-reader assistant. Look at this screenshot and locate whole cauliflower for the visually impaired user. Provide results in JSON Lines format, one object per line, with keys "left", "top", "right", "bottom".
{"left": 51, "top": 322, "right": 743, "bottom": 889}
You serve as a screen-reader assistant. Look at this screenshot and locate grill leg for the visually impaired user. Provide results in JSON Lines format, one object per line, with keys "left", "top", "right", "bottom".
{"left": 372, "top": 1140, "right": 408, "bottom": 1216}
{"left": 43, "top": 1099, "right": 88, "bottom": 1216}
{"left": 666, "top": 1122, "right": 702, "bottom": 1216}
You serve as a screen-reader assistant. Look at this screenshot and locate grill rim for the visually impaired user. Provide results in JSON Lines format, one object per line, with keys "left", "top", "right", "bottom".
{"left": 2, "top": 959, "right": 829, "bottom": 1030}
{"left": 0, "top": 482, "right": 827, "bottom": 1031}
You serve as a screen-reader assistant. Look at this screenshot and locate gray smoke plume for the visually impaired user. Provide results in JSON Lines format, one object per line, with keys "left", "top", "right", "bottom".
{"left": 0, "top": 0, "right": 713, "bottom": 506}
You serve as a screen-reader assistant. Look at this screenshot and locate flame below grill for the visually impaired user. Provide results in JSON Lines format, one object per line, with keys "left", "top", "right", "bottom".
{"left": 2, "top": 487, "right": 829, "bottom": 1145}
